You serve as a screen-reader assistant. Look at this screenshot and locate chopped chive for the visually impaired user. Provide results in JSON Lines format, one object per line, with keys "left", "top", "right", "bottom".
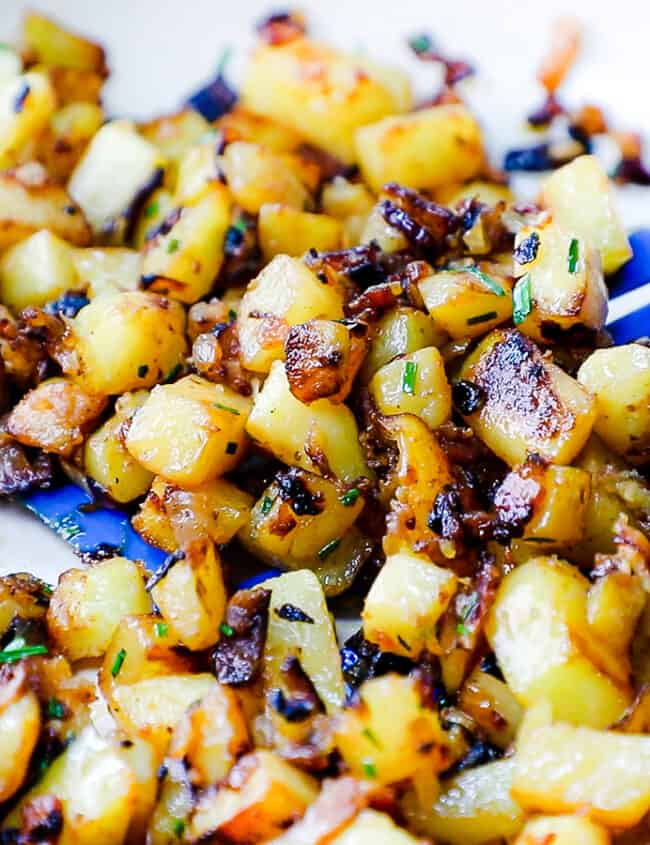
{"left": 567, "top": 238, "right": 580, "bottom": 274}
{"left": 164, "top": 363, "right": 183, "bottom": 383}
{"left": 339, "top": 488, "right": 360, "bottom": 507}
{"left": 137, "top": 364, "right": 149, "bottom": 378}
{"left": 456, "top": 623, "right": 470, "bottom": 637}
{"left": 467, "top": 311, "right": 498, "bottom": 326}
{"left": 233, "top": 216, "right": 248, "bottom": 234}
{"left": 42, "top": 583, "right": 53, "bottom": 595}
{"left": 402, "top": 360, "right": 418, "bottom": 395}
{"left": 318, "top": 538, "right": 341, "bottom": 560}
{"left": 464, "top": 265, "right": 506, "bottom": 296}
{"left": 220, "top": 623, "right": 234, "bottom": 637}
{"left": 213, "top": 402, "right": 240, "bottom": 415}
{"left": 0, "top": 639, "right": 48, "bottom": 664}
{"left": 362, "top": 760, "right": 377, "bottom": 779}
{"left": 512, "top": 274, "right": 532, "bottom": 325}
{"left": 261, "top": 496, "right": 274, "bottom": 515}
{"left": 46, "top": 698, "right": 65, "bottom": 719}
{"left": 362, "top": 727, "right": 382, "bottom": 749}
{"left": 166, "top": 238, "right": 181, "bottom": 254}
{"left": 228, "top": 308, "right": 238, "bottom": 321}
{"left": 409, "top": 33, "right": 432, "bottom": 54}
{"left": 225, "top": 441, "right": 238, "bottom": 455}
{"left": 111, "top": 648, "right": 127, "bottom": 678}
{"left": 155, "top": 622, "right": 168, "bottom": 638}
{"left": 172, "top": 818, "right": 185, "bottom": 838}
{"left": 144, "top": 200, "right": 159, "bottom": 219}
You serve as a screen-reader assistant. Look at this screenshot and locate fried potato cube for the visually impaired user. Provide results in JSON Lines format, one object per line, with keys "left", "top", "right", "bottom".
{"left": 459, "top": 328, "right": 596, "bottom": 466}
{"left": 514, "top": 815, "right": 610, "bottom": 845}
{"left": 331, "top": 809, "right": 426, "bottom": 844}
{"left": 151, "top": 541, "right": 226, "bottom": 651}
{"left": 72, "top": 247, "right": 141, "bottom": 296}
{"left": 513, "top": 704, "right": 650, "bottom": 828}
{"left": 356, "top": 105, "right": 484, "bottom": 192}
{"left": 133, "top": 475, "right": 253, "bottom": 551}
{"left": 418, "top": 263, "right": 514, "bottom": 339}
{"left": 540, "top": 154, "right": 632, "bottom": 274}
{"left": 139, "top": 107, "right": 211, "bottom": 169}
{"left": 189, "top": 750, "right": 318, "bottom": 843}
{"left": 22, "top": 12, "right": 107, "bottom": 73}
{"left": 587, "top": 572, "right": 646, "bottom": 657}
{"left": 241, "top": 39, "right": 411, "bottom": 163}
{"left": 370, "top": 346, "right": 451, "bottom": 430}
{"left": 37, "top": 101, "right": 105, "bottom": 182}
{"left": 0, "top": 573, "right": 50, "bottom": 636}
{"left": 0, "top": 71, "right": 57, "bottom": 168}
{"left": 126, "top": 375, "right": 251, "bottom": 486}
{"left": 0, "top": 230, "right": 79, "bottom": 312}
{"left": 7, "top": 377, "right": 106, "bottom": 456}
{"left": 69, "top": 290, "right": 187, "bottom": 395}
{"left": 361, "top": 306, "right": 447, "bottom": 382}
{"left": 47, "top": 557, "right": 152, "bottom": 661}
{"left": 334, "top": 674, "right": 448, "bottom": 785}
{"left": 258, "top": 204, "right": 342, "bottom": 260}
{"left": 435, "top": 179, "right": 514, "bottom": 207}
{"left": 173, "top": 140, "right": 220, "bottom": 204}
{"left": 403, "top": 758, "right": 524, "bottom": 845}
{"left": 362, "top": 550, "right": 457, "bottom": 658}
{"left": 238, "top": 254, "right": 344, "bottom": 373}
{"left": 246, "top": 360, "right": 370, "bottom": 483}
{"left": 69, "top": 120, "right": 164, "bottom": 236}
{"left": 141, "top": 183, "right": 232, "bottom": 304}
{"left": 0, "top": 685, "right": 41, "bottom": 803}
{"left": 216, "top": 106, "right": 303, "bottom": 153}
{"left": 577, "top": 344, "right": 650, "bottom": 464}
{"left": 485, "top": 557, "right": 631, "bottom": 727}
{"left": 221, "top": 141, "right": 310, "bottom": 213}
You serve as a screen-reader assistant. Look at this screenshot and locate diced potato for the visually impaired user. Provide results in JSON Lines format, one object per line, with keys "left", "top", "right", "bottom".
{"left": 84, "top": 391, "right": 154, "bottom": 503}
{"left": 37, "top": 101, "right": 104, "bottom": 183}
{"left": 0, "top": 686, "right": 41, "bottom": 802}
{"left": 238, "top": 255, "right": 344, "bottom": 373}
{"left": 587, "top": 572, "right": 646, "bottom": 656}
{"left": 173, "top": 141, "right": 219, "bottom": 204}
{"left": 512, "top": 221, "right": 607, "bottom": 341}
{"left": 246, "top": 361, "right": 370, "bottom": 483}
{"left": 0, "top": 163, "right": 91, "bottom": 250}
{"left": 242, "top": 39, "right": 411, "bottom": 163}
{"left": 356, "top": 105, "right": 484, "bottom": 192}
{"left": 0, "top": 71, "right": 57, "bottom": 168}
{"left": 403, "top": 759, "right": 524, "bottom": 845}
{"left": 69, "top": 120, "right": 165, "bottom": 237}
{"left": 370, "top": 346, "right": 451, "bottom": 430}
{"left": 169, "top": 683, "right": 249, "bottom": 786}
{"left": 261, "top": 569, "right": 345, "bottom": 713}
{"left": 485, "top": 556, "right": 631, "bottom": 727}
{"left": 321, "top": 176, "right": 374, "bottom": 220}
{"left": 221, "top": 141, "right": 310, "bottom": 213}
{"left": 458, "top": 668, "right": 523, "bottom": 748}
{"left": 7, "top": 377, "right": 106, "bottom": 456}
{"left": 362, "top": 549, "right": 457, "bottom": 658}
{"left": 513, "top": 705, "right": 650, "bottom": 828}
{"left": 330, "top": 809, "right": 425, "bottom": 844}
{"left": 0, "top": 229, "right": 79, "bottom": 311}
{"left": 334, "top": 674, "right": 448, "bottom": 785}
{"left": 141, "top": 184, "right": 232, "bottom": 303}
{"left": 69, "top": 290, "right": 187, "bottom": 395}
{"left": 132, "top": 187, "right": 175, "bottom": 249}
{"left": 151, "top": 541, "right": 226, "bottom": 651}
{"left": 2, "top": 726, "right": 136, "bottom": 845}
{"left": 515, "top": 814, "right": 611, "bottom": 845}
{"left": 147, "top": 757, "right": 194, "bottom": 845}
{"left": 540, "top": 154, "right": 632, "bottom": 274}
{"left": 361, "top": 306, "right": 447, "bottom": 382}
{"left": 22, "top": 12, "right": 107, "bottom": 73}
{"left": 113, "top": 736, "right": 160, "bottom": 845}
{"left": 258, "top": 204, "right": 342, "bottom": 260}
{"left": 216, "top": 106, "right": 303, "bottom": 153}
{"left": 435, "top": 180, "right": 514, "bottom": 207}
{"left": 578, "top": 344, "right": 650, "bottom": 464}
{"left": 133, "top": 475, "right": 253, "bottom": 551}
{"left": 459, "top": 328, "right": 596, "bottom": 466}
{"left": 359, "top": 203, "right": 408, "bottom": 253}
{"left": 42, "top": 65, "right": 104, "bottom": 107}
{"left": 47, "top": 557, "right": 152, "bottom": 661}
{"left": 72, "top": 247, "right": 141, "bottom": 296}
{"left": 0, "top": 573, "right": 50, "bottom": 635}
{"left": 139, "top": 108, "right": 211, "bottom": 171}
{"left": 419, "top": 263, "right": 513, "bottom": 339}
{"left": 126, "top": 376, "right": 251, "bottom": 486}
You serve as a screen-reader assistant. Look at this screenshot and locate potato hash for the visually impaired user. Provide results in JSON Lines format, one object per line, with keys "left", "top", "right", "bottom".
{"left": 0, "top": 10, "right": 649, "bottom": 845}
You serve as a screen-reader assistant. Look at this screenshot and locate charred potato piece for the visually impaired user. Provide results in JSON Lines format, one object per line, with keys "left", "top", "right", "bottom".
{"left": 36, "top": 101, "right": 104, "bottom": 183}
{"left": 0, "top": 71, "right": 57, "bottom": 169}
{"left": 0, "top": 229, "right": 79, "bottom": 312}
{"left": 0, "top": 573, "right": 51, "bottom": 635}
{"left": 221, "top": 141, "right": 310, "bottom": 213}
{"left": 22, "top": 12, "right": 107, "bottom": 74}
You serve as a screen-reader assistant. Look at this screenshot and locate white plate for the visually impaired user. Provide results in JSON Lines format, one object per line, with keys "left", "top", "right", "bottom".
{"left": 1, "top": 0, "right": 649, "bottom": 580}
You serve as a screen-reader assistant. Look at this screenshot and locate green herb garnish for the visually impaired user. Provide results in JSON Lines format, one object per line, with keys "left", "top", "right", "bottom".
{"left": 464, "top": 265, "right": 506, "bottom": 296}
{"left": 567, "top": 238, "right": 580, "bottom": 274}
{"left": 144, "top": 200, "right": 159, "bottom": 219}
{"left": 0, "top": 637, "right": 48, "bottom": 664}
{"left": 111, "top": 648, "right": 127, "bottom": 677}
{"left": 318, "top": 538, "right": 341, "bottom": 560}
{"left": 402, "top": 360, "right": 418, "bottom": 395}
{"left": 213, "top": 402, "right": 240, "bottom": 415}
{"left": 220, "top": 623, "right": 234, "bottom": 637}
{"left": 172, "top": 818, "right": 185, "bottom": 838}
{"left": 137, "top": 364, "right": 149, "bottom": 378}
{"left": 228, "top": 308, "right": 238, "bottom": 321}
{"left": 408, "top": 33, "right": 432, "bottom": 54}
{"left": 456, "top": 623, "right": 470, "bottom": 637}
{"left": 261, "top": 496, "right": 274, "bottom": 515}
{"left": 166, "top": 238, "right": 180, "bottom": 254}
{"left": 46, "top": 698, "right": 65, "bottom": 719}
{"left": 225, "top": 441, "right": 238, "bottom": 455}
{"left": 155, "top": 622, "right": 168, "bottom": 638}
{"left": 467, "top": 311, "right": 498, "bottom": 326}
{"left": 512, "top": 274, "right": 532, "bottom": 325}
{"left": 339, "top": 488, "right": 360, "bottom": 507}
{"left": 362, "top": 727, "right": 382, "bottom": 749}
{"left": 164, "top": 363, "right": 183, "bottom": 383}
{"left": 362, "top": 760, "right": 377, "bottom": 779}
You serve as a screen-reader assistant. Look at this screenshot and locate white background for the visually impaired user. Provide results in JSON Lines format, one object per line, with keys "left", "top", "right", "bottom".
{"left": 1, "top": 0, "right": 649, "bottom": 580}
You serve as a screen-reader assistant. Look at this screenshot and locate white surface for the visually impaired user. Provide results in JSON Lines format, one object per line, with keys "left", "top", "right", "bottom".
{"left": 1, "top": 0, "right": 649, "bottom": 580}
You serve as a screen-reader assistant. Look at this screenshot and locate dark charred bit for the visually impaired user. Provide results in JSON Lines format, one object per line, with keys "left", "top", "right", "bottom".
{"left": 13, "top": 82, "right": 30, "bottom": 114}
{"left": 44, "top": 291, "right": 89, "bottom": 318}
{"left": 614, "top": 155, "right": 650, "bottom": 186}
{"left": 383, "top": 182, "right": 458, "bottom": 242}
{"left": 479, "top": 652, "right": 505, "bottom": 681}
{"left": 276, "top": 467, "right": 323, "bottom": 516}
{"left": 213, "top": 588, "right": 271, "bottom": 685}
{"left": 340, "top": 629, "right": 413, "bottom": 701}
{"left": 411, "top": 651, "right": 451, "bottom": 711}
{"left": 304, "top": 242, "right": 385, "bottom": 289}
{"left": 0, "top": 437, "right": 53, "bottom": 498}
{"left": 296, "top": 143, "right": 356, "bottom": 187}
{"left": 271, "top": 656, "right": 324, "bottom": 723}
{"left": 513, "top": 231, "right": 541, "bottom": 265}
{"left": 492, "top": 458, "right": 545, "bottom": 543}
{"left": 144, "top": 550, "right": 186, "bottom": 592}
{"left": 256, "top": 10, "right": 307, "bottom": 45}
{"left": 124, "top": 167, "right": 164, "bottom": 242}
{"left": 145, "top": 206, "right": 183, "bottom": 242}
{"left": 452, "top": 380, "right": 485, "bottom": 416}
{"left": 186, "top": 70, "right": 237, "bottom": 122}
{"left": 444, "top": 738, "right": 502, "bottom": 778}
{"left": 381, "top": 200, "right": 437, "bottom": 252}
{"left": 275, "top": 603, "right": 315, "bottom": 624}
{"left": 19, "top": 795, "right": 64, "bottom": 843}
{"left": 527, "top": 92, "right": 565, "bottom": 128}
{"left": 503, "top": 143, "right": 554, "bottom": 173}
{"left": 428, "top": 486, "right": 464, "bottom": 543}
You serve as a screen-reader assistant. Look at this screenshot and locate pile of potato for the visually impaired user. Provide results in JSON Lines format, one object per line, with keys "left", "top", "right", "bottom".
{"left": 0, "top": 11, "right": 649, "bottom": 845}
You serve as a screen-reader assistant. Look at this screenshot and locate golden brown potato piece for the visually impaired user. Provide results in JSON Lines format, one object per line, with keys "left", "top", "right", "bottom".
{"left": 0, "top": 666, "right": 41, "bottom": 803}
{"left": 7, "top": 377, "right": 107, "bottom": 456}
{"left": 22, "top": 12, "right": 108, "bottom": 74}
{"left": 0, "top": 573, "right": 50, "bottom": 636}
